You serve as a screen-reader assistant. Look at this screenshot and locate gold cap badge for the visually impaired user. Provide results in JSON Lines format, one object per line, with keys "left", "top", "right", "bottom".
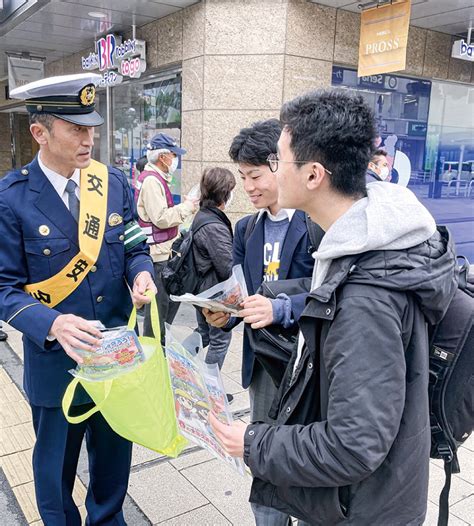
{"left": 79, "top": 84, "right": 96, "bottom": 107}
{"left": 108, "top": 213, "right": 123, "bottom": 227}
{"left": 39, "top": 225, "right": 50, "bottom": 236}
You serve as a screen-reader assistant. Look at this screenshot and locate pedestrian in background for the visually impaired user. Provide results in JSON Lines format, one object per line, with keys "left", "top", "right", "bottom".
{"left": 135, "top": 133, "right": 198, "bottom": 344}
{"left": 366, "top": 148, "right": 390, "bottom": 182}
{"left": 191, "top": 167, "right": 236, "bottom": 385}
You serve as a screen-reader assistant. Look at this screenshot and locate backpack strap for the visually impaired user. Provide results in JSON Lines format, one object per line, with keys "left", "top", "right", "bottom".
{"left": 191, "top": 214, "right": 223, "bottom": 234}
{"left": 244, "top": 212, "right": 259, "bottom": 245}
{"left": 438, "top": 455, "right": 457, "bottom": 526}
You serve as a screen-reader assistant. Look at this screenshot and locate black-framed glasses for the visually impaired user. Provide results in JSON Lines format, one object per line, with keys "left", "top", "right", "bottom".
{"left": 267, "top": 153, "right": 332, "bottom": 175}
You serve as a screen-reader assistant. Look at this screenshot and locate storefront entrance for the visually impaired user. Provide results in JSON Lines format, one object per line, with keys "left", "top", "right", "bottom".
{"left": 332, "top": 66, "right": 474, "bottom": 260}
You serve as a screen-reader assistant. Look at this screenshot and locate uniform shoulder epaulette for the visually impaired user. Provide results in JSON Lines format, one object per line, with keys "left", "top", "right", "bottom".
{"left": 0, "top": 167, "right": 29, "bottom": 192}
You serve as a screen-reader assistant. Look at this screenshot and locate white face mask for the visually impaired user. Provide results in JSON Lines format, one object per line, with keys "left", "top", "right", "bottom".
{"left": 167, "top": 156, "right": 179, "bottom": 175}
{"left": 224, "top": 191, "right": 234, "bottom": 210}
{"left": 379, "top": 166, "right": 390, "bottom": 181}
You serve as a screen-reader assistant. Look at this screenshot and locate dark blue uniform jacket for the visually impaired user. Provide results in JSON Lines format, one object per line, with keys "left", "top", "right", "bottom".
{"left": 0, "top": 157, "right": 153, "bottom": 407}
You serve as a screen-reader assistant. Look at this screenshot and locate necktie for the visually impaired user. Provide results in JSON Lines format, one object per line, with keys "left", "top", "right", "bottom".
{"left": 65, "top": 179, "right": 80, "bottom": 222}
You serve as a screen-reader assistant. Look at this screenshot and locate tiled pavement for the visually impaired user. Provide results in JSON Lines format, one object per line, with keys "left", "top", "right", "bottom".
{"left": 0, "top": 311, "right": 472, "bottom": 525}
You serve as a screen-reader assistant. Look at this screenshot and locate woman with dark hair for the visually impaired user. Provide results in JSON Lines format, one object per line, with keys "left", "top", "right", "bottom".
{"left": 191, "top": 167, "right": 236, "bottom": 385}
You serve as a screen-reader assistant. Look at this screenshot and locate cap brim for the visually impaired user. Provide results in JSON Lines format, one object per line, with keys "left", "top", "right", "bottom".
{"left": 169, "top": 146, "right": 187, "bottom": 156}
{"left": 52, "top": 111, "right": 104, "bottom": 127}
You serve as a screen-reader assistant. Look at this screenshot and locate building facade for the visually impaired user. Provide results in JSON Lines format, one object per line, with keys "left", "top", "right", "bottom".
{"left": 0, "top": 0, "right": 472, "bottom": 256}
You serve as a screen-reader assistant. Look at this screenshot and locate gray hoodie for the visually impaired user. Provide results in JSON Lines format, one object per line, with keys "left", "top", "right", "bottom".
{"left": 244, "top": 183, "right": 458, "bottom": 525}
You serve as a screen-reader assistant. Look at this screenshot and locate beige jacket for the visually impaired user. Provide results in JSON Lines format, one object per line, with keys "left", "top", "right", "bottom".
{"left": 137, "top": 164, "right": 194, "bottom": 262}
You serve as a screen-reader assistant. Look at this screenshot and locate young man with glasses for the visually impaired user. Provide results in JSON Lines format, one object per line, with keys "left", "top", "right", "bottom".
{"left": 204, "top": 118, "right": 314, "bottom": 526}
{"left": 210, "top": 90, "right": 457, "bottom": 525}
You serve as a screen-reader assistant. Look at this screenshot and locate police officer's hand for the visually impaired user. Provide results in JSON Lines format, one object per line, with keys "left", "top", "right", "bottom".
{"left": 202, "top": 308, "right": 230, "bottom": 328}
{"left": 132, "top": 271, "right": 157, "bottom": 309}
{"left": 239, "top": 294, "right": 273, "bottom": 329}
{"left": 50, "top": 314, "right": 103, "bottom": 364}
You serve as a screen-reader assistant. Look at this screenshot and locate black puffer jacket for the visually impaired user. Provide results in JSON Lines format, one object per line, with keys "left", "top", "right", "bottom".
{"left": 191, "top": 206, "right": 233, "bottom": 293}
{"left": 244, "top": 227, "right": 458, "bottom": 525}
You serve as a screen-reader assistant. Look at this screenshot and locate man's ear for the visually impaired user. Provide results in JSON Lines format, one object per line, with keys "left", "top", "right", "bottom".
{"left": 30, "top": 123, "right": 49, "bottom": 146}
{"left": 306, "top": 162, "right": 326, "bottom": 191}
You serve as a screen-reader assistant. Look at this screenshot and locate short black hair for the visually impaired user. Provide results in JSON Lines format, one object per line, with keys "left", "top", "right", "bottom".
{"left": 229, "top": 118, "right": 281, "bottom": 166}
{"left": 135, "top": 156, "right": 147, "bottom": 174}
{"left": 371, "top": 148, "right": 387, "bottom": 161}
{"left": 280, "top": 90, "right": 377, "bottom": 197}
{"left": 29, "top": 113, "right": 56, "bottom": 131}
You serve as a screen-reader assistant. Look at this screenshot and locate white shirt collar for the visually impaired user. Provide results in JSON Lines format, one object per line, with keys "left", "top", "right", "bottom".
{"left": 38, "top": 153, "right": 81, "bottom": 198}
{"left": 257, "top": 208, "right": 296, "bottom": 222}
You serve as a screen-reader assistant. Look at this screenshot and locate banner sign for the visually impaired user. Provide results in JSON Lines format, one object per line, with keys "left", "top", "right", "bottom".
{"left": 81, "top": 34, "right": 146, "bottom": 87}
{"left": 451, "top": 39, "right": 474, "bottom": 62}
{"left": 358, "top": 0, "right": 411, "bottom": 77}
{"left": 7, "top": 55, "right": 44, "bottom": 92}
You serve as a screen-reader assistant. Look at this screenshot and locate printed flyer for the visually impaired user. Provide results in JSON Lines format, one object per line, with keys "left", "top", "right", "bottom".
{"left": 170, "top": 265, "right": 248, "bottom": 314}
{"left": 165, "top": 327, "right": 245, "bottom": 475}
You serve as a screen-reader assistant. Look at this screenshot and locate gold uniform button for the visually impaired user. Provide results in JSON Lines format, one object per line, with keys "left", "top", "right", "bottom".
{"left": 96, "top": 296, "right": 103, "bottom": 303}
{"left": 21, "top": 169, "right": 29, "bottom": 176}
{"left": 90, "top": 265, "right": 97, "bottom": 273}
{"left": 119, "top": 234, "right": 125, "bottom": 241}
{"left": 43, "top": 248, "right": 51, "bottom": 256}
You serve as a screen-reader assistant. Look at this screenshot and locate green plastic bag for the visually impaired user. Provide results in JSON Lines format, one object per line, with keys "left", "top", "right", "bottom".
{"left": 62, "top": 294, "right": 187, "bottom": 457}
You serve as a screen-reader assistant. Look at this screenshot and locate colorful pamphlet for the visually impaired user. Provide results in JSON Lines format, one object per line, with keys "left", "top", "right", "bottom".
{"left": 165, "top": 327, "right": 245, "bottom": 475}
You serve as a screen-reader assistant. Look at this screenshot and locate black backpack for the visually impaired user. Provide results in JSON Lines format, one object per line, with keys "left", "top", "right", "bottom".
{"left": 428, "top": 254, "right": 474, "bottom": 526}
{"left": 162, "top": 215, "right": 221, "bottom": 296}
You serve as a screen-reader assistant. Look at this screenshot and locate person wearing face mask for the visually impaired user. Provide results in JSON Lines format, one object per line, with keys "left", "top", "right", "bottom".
{"left": 366, "top": 148, "right": 391, "bottom": 182}
{"left": 189, "top": 167, "right": 236, "bottom": 381}
{"left": 135, "top": 132, "right": 199, "bottom": 344}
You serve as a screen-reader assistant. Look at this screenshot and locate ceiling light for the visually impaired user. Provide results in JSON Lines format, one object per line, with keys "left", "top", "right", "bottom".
{"left": 88, "top": 11, "right": 107, "bottom": 19}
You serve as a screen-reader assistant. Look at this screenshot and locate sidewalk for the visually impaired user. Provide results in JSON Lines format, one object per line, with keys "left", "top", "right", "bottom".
{"left": 0, "top": 307, "right": 472, "bottom": 525}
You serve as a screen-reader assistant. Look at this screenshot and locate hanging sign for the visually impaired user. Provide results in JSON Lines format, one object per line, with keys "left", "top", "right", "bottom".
{"left": 451, "top": 39, "right": 474, "bottom": 62}
{"left": 358, "top": 0, "right": 411, "bottom": 77}
{"left": 8, "top": 55, "right": 44, "bottom": 92}
{"left": 81, "top": 34, "right": 146, "bottom": 87}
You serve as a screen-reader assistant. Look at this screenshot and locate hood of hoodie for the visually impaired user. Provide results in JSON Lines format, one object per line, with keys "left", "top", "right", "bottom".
{"left": 311, "top": 183, "right": 458, "bottom": 324}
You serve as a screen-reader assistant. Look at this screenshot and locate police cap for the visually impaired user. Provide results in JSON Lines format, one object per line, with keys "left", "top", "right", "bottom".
{"left": 9, "top": 73, "right": 104, "bottom": 126}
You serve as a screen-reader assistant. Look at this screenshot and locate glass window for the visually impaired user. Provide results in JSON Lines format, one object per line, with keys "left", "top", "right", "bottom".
{"left": 332, "top": 66, "right": 474, "bottom": 260}
{"left": 112, "top": 72, "right": 182, "bottom": 200}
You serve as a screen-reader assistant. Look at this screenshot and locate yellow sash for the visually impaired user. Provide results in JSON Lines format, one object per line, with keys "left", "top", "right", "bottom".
{"left": 24, "top": 160, "right": 109, "bottom": 308}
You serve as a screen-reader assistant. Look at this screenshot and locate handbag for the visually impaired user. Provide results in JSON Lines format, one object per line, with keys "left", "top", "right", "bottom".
{"left": 62, "top": 294, "right": 187, "bottom": 457}
{"left": 249, "top": 277, "right": 311, "bottom": 387}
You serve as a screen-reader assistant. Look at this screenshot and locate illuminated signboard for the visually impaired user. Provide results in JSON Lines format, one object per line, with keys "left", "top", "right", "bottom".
{"left": 81, "top": 34, "right": 146, "bottom": 87}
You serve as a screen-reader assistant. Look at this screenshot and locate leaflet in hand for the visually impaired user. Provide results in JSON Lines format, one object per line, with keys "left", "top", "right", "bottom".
{"left": 70, "top": 325, "right": 147, "bottom": 381}
{"left": 170, "top": 265, "right": 248, "bottom": 314}
{"left": 165, "top": 326, "right": 245, "bottom": 475}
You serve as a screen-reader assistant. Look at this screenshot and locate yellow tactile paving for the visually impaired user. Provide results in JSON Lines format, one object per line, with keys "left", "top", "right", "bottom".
{"left": 0, "top": 398, "right": 32, "bottom": 428}
{"left": 1, "top": 449, "right": 33, "bottom": 487}
{"left": 12, "top": 481, "right": 40, "bottom": 523}
{"left": 73, "top": 478, "right": 87, "bottom": 506}
{"left": 0, "top": 366, "right": 13, "bottom": 386}
{"left": 0, "top": 350, "right": 88, "bottom": 523}
{"left": 0, "top": 379, "right": 25, "bottom": 403}
{"left": 0, "top": 420, "right": 35, "bottom": 456}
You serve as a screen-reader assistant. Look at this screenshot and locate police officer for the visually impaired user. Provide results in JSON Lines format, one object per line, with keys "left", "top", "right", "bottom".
{"left": 1, "top": 73, "right": 156, "bottom": 525}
